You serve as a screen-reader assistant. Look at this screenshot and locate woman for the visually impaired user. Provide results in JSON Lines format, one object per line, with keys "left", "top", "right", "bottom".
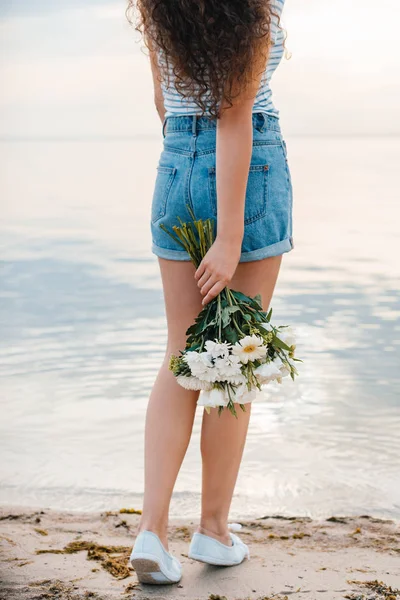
{"left": 128, "top": 0, "right": 292, "bottom": 585}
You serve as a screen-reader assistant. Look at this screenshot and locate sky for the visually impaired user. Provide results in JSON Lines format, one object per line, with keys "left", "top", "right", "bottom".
{"left": 0, "top": 0, "right": 399, "bottom": 138}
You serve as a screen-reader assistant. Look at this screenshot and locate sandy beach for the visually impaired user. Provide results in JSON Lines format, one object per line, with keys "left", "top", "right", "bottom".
{"left": 0, "top": 506, "right": 399, "bottom": 600}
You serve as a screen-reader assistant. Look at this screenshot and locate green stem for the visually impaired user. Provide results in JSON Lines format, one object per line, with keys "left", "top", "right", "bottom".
{"left": 232, "top": 315, "right": 244, "bottom": 337}
{"left": 226, "top": 288, "right": 234, "bottom": 305}
{"left": 226, "top": 385, "right": 238, "bottom": 419}
{"left": 218, "top": 294, "right": 222, "bottom": 341}
{"left": 224, "top": 289, "right": 242, "bottom": 335}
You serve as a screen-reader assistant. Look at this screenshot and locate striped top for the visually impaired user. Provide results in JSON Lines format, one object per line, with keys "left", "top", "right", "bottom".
{"left": 159, "top": 0, "right": 285, "bottom": 118}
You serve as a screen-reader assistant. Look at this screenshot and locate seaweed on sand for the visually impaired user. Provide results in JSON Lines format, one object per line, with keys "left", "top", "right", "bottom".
{"left": 326, "top": 516, "right": 348, "bottom": 524}
{"left": 208, "top": 596, "right": 290, "bottom": 600}
{"left": 36, "top": 541, "right": 132, "bottom": 579}
{"left": 34, "top": 528, "right": 48, "bottom": 536}
{"left": 173, "top": 526, "right": 192, "bottom": 541}
{"left": 28, "top": 580, "right": 105, "bottom": 599}
{"left": 346, "top": 579, "right": 400, "bottom": 599}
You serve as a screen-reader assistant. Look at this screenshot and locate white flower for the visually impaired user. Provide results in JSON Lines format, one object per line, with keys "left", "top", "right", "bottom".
{"left": 184, "top": 351, "right": 214, "bottom": 378}
{"left": 221, "top": 372, "right": 246, "bottom": 386}
{"left": 231, "top": 383, "right": 258, "bottom": 404}
{"left": 198, "top": 369, "right": 220, "bottom": 383}
{"left": 198, "top": 387, "right": 228, "bottom": 408}
{"left": 204, "top": 340, "right": 231, "bottom": 359}
{"left": 277, "top": 327, "right": 296, "bottom": 349}
{"left": 214, "top": 355, "right": 243, "bottom": 382}
{"left": 254, "top": 361, "right": 282, "bottom": 384}
{"left": 176, "top": 375, "right": 213, "bottom": 391}
{"left": 232, "top": 335, "right": 267, "bottom": 364}
{"left": 184, "top": 351, "right": 205, "bottom": 370}
{"left": 273, "top": 356, "right": 291, "bottom": 378}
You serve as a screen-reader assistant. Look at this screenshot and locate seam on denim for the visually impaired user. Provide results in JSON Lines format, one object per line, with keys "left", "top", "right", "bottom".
{"left": 185, "top": 152, "right": 195, "bottom": 216}
{"left": 239, "top": 238, "right": 293, "bottom": 262}
{"left": 151, "top": 167, "right": 177, "bottom": 224}
{"left": 280, "top": 140, "right": 293, "bottom": 238}
{"left": 166, "top": 124, "right": 216, "bottom": 132}
{"left": 152, "top": 242, "right": 191, "bottom": 261}
{"left": 243, "top": 164, "right": 269, "bottom": 224}
{"left": 152, "top": 240, "right": 293, "bottom": 262}
{"left": 163, "top": 145, "right": 194, "bottom": 157}
{"left": 252, "top": 140, "right": 282, "bottom": 147}
{"left": 196, "top": 148, "right": 217, "bottom": 156}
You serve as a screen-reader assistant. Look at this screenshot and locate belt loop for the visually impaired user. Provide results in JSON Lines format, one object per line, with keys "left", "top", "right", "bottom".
{"left": 192, "top": 114, "right": 197, "bottom": 136}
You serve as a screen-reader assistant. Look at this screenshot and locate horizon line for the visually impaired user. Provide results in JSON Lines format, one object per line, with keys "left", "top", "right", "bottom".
{"left": 0, "top": 133, "right": 400, "bottom": 142}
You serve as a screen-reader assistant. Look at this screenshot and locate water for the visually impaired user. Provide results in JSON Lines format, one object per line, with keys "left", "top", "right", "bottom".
{"left": 0, "top": 137, "right": 399, "bottom": 519}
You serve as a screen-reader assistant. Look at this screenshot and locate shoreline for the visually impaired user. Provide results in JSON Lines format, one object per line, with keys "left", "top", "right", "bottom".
{"left": 0, "top": 506, "right": 399, "bottom": 600}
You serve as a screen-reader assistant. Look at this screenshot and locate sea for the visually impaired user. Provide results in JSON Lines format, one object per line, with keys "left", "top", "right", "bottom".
{"left": 0, "top": 136, "right": 399, "bottom": 519}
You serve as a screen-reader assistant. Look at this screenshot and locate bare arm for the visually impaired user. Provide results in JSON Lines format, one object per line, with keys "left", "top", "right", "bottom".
{"left": 195, "top": 52, "right": 268, "bottom": 305}
{"left": 149, "top": 45, "right": 165, "bottom": 123}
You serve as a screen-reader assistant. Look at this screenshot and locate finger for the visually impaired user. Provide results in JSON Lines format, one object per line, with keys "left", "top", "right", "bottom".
{"left": 197, "top": 269, "right": 212, "bottom": 289}
{"left": 202, "top": 280, "right": 226, "bottom": 305}
{"left": 194, "top": 261, "right": 206, "bottom": 281}
{"left": 200, "top": 273, "right": 218, "bottom": 297}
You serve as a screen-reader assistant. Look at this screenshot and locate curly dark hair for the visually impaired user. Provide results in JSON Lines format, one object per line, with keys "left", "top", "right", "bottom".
{"left": 127, "top": 0, "right": 280, "bottom": 119}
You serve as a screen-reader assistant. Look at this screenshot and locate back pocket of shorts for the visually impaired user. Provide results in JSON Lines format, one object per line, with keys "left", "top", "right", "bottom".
{"left": 151, "top": 166, "right": 177, "bottom": 223}
{"left": 208, "top": 164, "right": 269, "bottom": 225}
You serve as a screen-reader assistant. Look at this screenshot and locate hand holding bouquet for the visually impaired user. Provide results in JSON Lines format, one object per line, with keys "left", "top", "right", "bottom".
{"left": 161, "top": 210, "right": 300, "bottom": 417}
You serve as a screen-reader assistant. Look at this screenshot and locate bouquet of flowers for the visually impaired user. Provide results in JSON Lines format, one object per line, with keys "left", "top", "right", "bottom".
{"left": 161, "top": 210, "right": 300, "bottom": 417}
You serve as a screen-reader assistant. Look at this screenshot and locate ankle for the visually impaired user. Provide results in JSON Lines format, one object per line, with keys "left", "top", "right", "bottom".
{"left": 137, "top": 519, "right": 169, "bottom": 550}
{"left": 198, "top": 517, "right": 231, "bottom": 546}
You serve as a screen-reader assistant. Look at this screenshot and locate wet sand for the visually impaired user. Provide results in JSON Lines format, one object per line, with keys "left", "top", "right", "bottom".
{"left": 0, "top": 506, "right": 399, "bottom": 600}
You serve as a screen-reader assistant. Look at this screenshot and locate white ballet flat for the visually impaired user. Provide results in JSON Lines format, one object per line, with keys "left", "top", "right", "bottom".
{"left": 130, "top": 530, "right": 182, "bottom": 585}
{"left": 188, "top": 531, "right": 250, "bottom": 566}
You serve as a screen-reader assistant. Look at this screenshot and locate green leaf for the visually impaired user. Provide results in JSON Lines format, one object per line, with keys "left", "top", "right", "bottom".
{"left": 185, "top": 323, "right": 197, "bottom": 336}
{"left": 273, "top": 336, "right": 291, "bottom": 351}
{"left": 230, "top": 290, "right": 252, "bottom": 304}
{"left": 223, "top": 326, "right": 239, "bottom": 344}
{"left": 266, "top": 308, "right": 273, "bottom": 322}
{"left": 254, "top": 293, "right": 262, "bottom": 306}
{"left": 220, "top": 297, "right": 229, "bottom": 309}
{"left": 249, "top": 298, "right": 263, "bottom": 312}
{"left": 221, "top": 307, "right": 231, "bottom": 328}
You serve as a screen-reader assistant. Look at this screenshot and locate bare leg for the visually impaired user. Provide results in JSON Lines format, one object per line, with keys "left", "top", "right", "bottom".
{"left": 199, "top": 256, "right": 282, "bottom": 545}
{"left": 138, "top": 259, "right": 203, "bottom": 549}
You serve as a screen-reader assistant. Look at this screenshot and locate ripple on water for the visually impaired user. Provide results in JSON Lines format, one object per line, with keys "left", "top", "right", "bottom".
{"left": 0, "top": 139, "right": 399, "bottom": 517}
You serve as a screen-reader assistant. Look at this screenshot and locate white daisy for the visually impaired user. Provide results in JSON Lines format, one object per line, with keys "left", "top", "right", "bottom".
{"left": 232, "top": 335, "right": 267, "bottom": 364}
